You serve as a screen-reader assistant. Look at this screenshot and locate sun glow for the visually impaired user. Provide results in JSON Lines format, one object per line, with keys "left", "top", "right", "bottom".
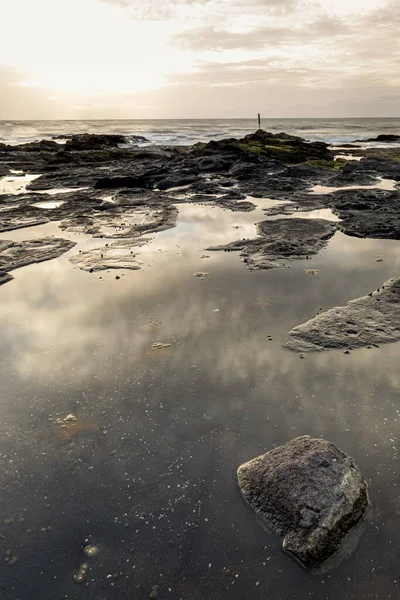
{"left": 0, "top": 0, "right": 191, "bottom": 94}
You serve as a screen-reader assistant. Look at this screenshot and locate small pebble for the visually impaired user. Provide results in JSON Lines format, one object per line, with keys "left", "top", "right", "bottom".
{"left": 83, "top": 544, "right": 100, "bottom": 558}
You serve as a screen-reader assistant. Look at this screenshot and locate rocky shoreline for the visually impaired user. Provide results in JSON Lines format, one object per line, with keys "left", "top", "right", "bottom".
{"left": 1, "top": 129, "right": 399, "bottom": 282}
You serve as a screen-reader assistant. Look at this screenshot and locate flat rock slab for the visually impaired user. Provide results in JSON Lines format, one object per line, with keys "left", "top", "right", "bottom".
{"left": 237, "top": 436, "right": 370, "bottom": 573}
{"left": 0, "top": 237, "right": 76, "bottom": 276}
{"left": 69, "top": 239, "right": 145, "bottom": 271}
{"left": 286, "top": 277, "right": 400, "bottom": 351}
{"left": 208, "top": 218, "right": 336, "bottom": 270}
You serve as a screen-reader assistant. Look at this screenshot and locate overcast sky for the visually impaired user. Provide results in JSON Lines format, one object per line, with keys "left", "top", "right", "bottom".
{"left": 0, "top": 0, "right": 398, "bottom": 119}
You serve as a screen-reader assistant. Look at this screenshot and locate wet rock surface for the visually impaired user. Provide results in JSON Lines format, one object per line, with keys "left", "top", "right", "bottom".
{"left": 237, "top": 435, "right": 370, "bottom": 573}
{"left": 1, "top": 128, "right": 400, "bottom": 278}
{"left": 285, "top": 277, "right": 400, "bottom": 352}
{"left": 0, "top": 270, "right": 13, "bottom": 285}
{"left": 208, "top": 219, "right": 336, "bottom": 270}
{"left": 69, "top": 239, "right": 145, "bottom": 271}
{"left": 0, "top": 237, "right": 76, "bottom": 275}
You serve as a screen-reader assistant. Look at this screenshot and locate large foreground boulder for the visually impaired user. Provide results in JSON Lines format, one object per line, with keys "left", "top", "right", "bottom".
{"left": 237, "top": 436, "right": 370, "bottom": 573}
{"left": 285, "top": 277, "right": 400, "bottom": 352}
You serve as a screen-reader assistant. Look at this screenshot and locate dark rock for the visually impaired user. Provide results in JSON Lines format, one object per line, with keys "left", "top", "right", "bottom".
{"left": 285, "top": 277, "right": 400, "bottom": 352}
{"left": 208, "top": 219, "right": 336, "bottom": 270}
{"left": 0, "top": 237, "right": 76, "bottom": 280}
{"left": 18, "top": 140, "right": 60, "bottom": 152}
{"left": 237, "top": 435, "right": 370, "bottom": 573}
{"left": 156, "top": 174, "right": 199, "bottom": 191}
{"left": 0, "top": 270, "right": 13, "bottom": 285}
{"left": 63, "top": 133, "right": 148, "bottom": 151}
{"left": 356, "top": 134, "right": 400, "bottom": 143}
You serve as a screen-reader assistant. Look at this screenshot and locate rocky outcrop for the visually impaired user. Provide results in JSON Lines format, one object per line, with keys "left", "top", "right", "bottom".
{"left": 63, "top": 133, "right": 148, "bottom": 150}
{"left": 285, "top": 277, "right": 400, "bottom": 352}
{"left": 0, "top": 237, "right": 76, "bottom": 276}
{"left": 356, "top": 134, "right": 400, "bottom": 143}
{"left": 192, "top": 130, "right": 334, "bottom": 165}
{"left": 208, "top": 219, "right": 336, "bottom": 270}
{"left": 237, "top": 436, "right": 370, "bottom": 573}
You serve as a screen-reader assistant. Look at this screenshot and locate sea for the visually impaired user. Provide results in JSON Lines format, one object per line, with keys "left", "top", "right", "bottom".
{"left": 1, "top": 117, "right": 400, "bottom": 147}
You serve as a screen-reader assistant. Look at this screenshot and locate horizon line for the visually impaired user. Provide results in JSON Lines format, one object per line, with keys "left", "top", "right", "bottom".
{"left": 1, "top": 116, "right": 400, "bottom": 122}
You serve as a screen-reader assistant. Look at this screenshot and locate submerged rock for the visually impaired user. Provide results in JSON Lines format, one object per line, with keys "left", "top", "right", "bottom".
{"left": 208, "top": 219, "right": 336, "bottom": 270}
{"left": 285, "top": 277, "right": 400, "bottom": 351}
{"left": 237, "top": 436, "right": 370, "bottom": 573}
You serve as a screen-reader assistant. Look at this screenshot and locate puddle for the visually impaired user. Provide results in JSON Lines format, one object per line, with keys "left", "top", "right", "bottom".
{"left": 291, "top": 208, "right": 341, "bottom": 222}
{"left": 0, "top": 196, "right": 399, "bottom": 600}
{"left": 0, "top": 173, "right": 88, "bottom": 196}
{"left": 334, "top": 154, "right": 363, "bottom": 161}
{"left": 310, "top": 178, "right": 397, "bottom": 194}
{"left": 0, "top": 174, "right": 41, "bottom": 195}
{"left": 33, "top": 200, "right": 65, "bottom": 209}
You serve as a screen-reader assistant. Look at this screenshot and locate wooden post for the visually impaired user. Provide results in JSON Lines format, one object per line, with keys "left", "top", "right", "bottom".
{"left": 258, "top": 113, "right": 261, "bottom": 130}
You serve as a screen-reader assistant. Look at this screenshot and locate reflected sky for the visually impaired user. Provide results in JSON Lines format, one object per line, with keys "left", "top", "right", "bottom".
{"left": 0, "top": 201, "right": 399, "bottom": 599}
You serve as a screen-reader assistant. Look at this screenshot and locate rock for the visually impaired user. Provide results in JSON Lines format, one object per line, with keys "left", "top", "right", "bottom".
{"left": 16, "top": 140, "right": 60, "bottom": 152}
{"left": 63, "top": 133, "right": 148, "bottom": 151}
{"left": 356, "top": 134, "right": 400, "bottom": 143}
{"left": 83, "top": 544, "right": 100, "bottom": 558}
{"left": 208, "top": 219, "right": 336, "bottom": 270}
{"left": 69, "top": 240, "right": 145, "bottom": 271}
{"left": 0, "top": 270, "right": 13, "bottom": 285}
{"left": 0, "top": 237, "right": 76, "bottom": 278}
{"left": 237, "top": 436, "right": 370, "bottom": 573}
{"left": 285, "top": 277, "right": 400, "bottom": 351}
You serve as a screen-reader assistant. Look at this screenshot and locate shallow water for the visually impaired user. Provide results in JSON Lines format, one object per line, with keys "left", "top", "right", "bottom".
{"left": 310, "top": 178, "right": 397, "bottom": 195}
{"left": 0, "top": 198, "right": 399, "bottom": 600}
{"left": 32, "top": 200, "right": 65, "bottom": 209}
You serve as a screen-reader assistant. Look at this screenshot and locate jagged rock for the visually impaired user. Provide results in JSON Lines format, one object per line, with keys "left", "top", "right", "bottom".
{"left": 285, "top": 277, "right": 400, "bottom": 351}
{"left": 237, "top": 436, "right": 370, "bottom": 573}
{"left": 0, "top": 270, "right": 13, "bottom": 285}
{"left": 0, "top": 237, "right": 76, "bottom": 278}
{"left": 357, "top": 134, "right": 400, "bottom": 143}
{"left": 63, "top": 133, "right": 148, "bottom": 150}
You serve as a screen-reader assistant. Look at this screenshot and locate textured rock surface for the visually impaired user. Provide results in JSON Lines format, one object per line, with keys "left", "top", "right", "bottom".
{"left": 0, "top": 237, "right": 76, "bottom": 275}
{"left": 237, "top": 436, "right": 370, "bottom": 573}
{"left": 208, "top": 218, "right": 336, "bottom": 270}
{"left": 69, "top": 239, "right": 145, "bottom": 271}
{"left": 0, "top": 270, "right": 13, "bottom": 285}
{"left": 286, "top": 277, "right": 400, "bottom": 351}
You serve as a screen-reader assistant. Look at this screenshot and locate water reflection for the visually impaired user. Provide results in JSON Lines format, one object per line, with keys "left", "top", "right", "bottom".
{"left": 0, "top": 202, "right": 399, "bottom": 599}
{"left": 311, "top": 178, "right": 397, "bottom": 194}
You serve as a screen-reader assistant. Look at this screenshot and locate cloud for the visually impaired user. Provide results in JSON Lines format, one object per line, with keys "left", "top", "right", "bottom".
{"left": 173, "top": 16, "right": 349, "bottom": 51}
{"left": 0, "top": 0, "right": 399, "bottom": 117}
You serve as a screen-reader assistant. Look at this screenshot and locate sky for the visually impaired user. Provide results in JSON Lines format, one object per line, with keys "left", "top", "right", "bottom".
{"left": 0, "top": 0, "right": 398, "bottom": 119}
